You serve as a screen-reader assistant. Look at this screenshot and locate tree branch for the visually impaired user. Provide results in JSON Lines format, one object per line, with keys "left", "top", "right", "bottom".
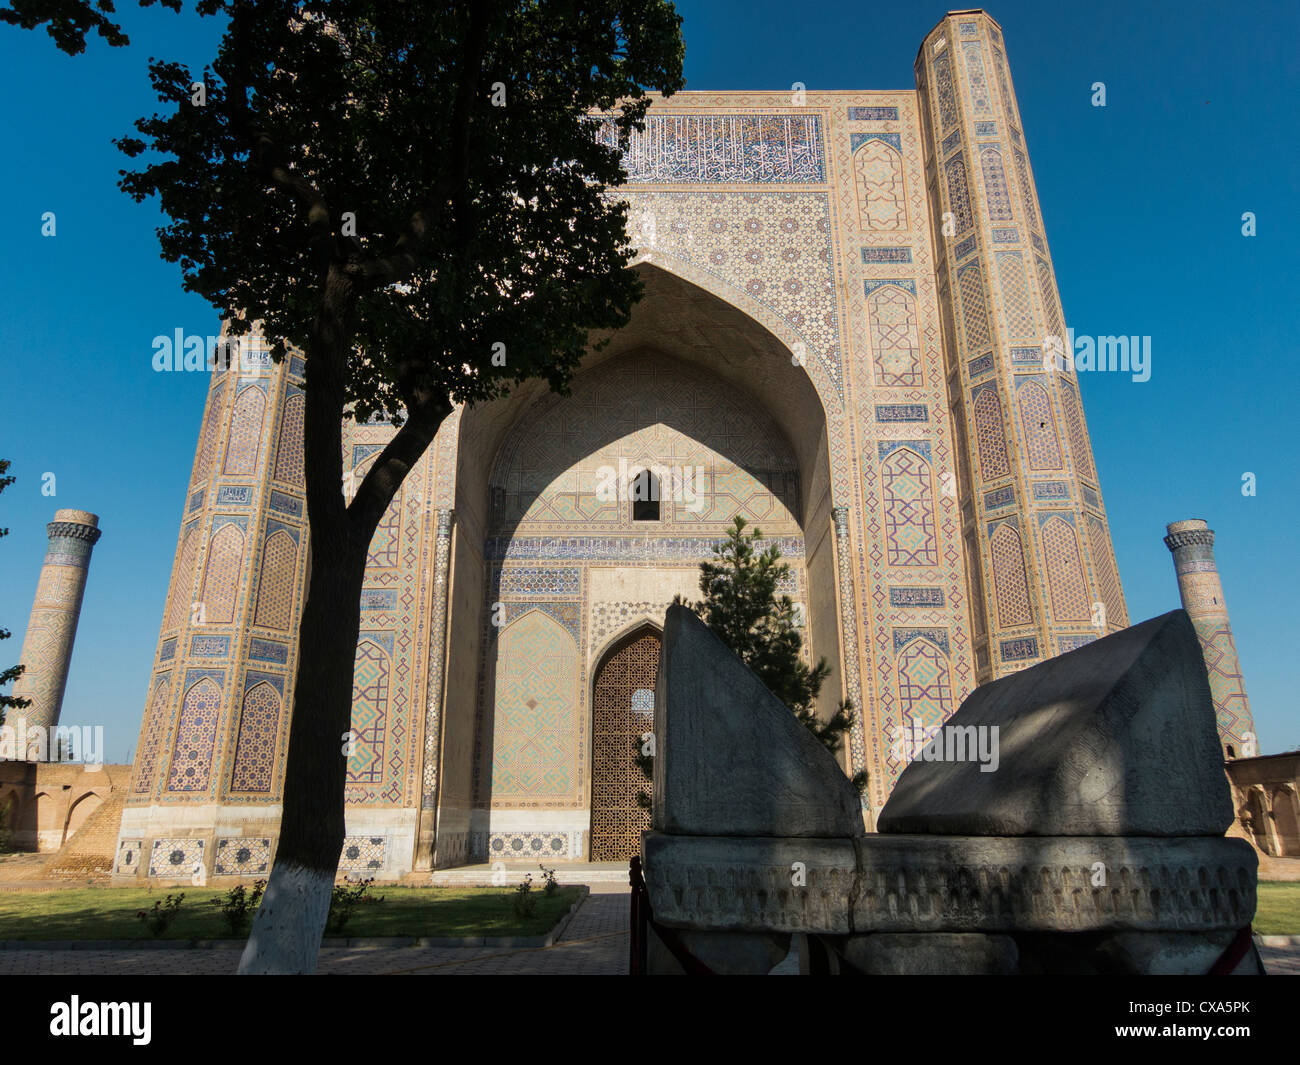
{"left": 347, "top": 395, "right": 452, "bottom": 542}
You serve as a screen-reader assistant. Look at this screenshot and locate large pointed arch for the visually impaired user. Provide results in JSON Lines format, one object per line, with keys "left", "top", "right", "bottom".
{"left": 433, "top": 260, "right": 850, "bottom": 868}
{"left": 452, "top": 261, "right": 843, "bottom": 529}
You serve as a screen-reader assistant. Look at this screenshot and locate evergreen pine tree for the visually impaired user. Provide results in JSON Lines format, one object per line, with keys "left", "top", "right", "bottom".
{"left": 639, "top": 516, "right": 868, "bottom": 802}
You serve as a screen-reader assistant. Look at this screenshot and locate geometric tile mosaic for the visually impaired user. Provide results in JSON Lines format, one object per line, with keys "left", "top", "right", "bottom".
{"left": 486, "top": 831, "right": 574, "bottom": 861}
{"left": 166, "top": 676, "right": 222, "bottom": 793}
{"left": 149, "top": 838, "right": 205, "bottom": 878}
{"left": 1039, "top": 514, "right": 1091, "bottom": 622}
{"left": 115, "top": 839, "right": 143, "bottom": 875}
{"left": 854, "top": 138, "right": 907, "bottom": 231}
{"left": 223, "top": 386, "right": 266, "bottom": 476}
{"left": 214, "top": 837, "right": 272, "bottom": 876}
{"left": 880, "top": 445, "right": 939, "bottom": 566}
{"left": 348, "top": 640, "right": 390, "bottom": 787}
{"left": 274, "top": 393, "right": 305, "bottom": 487}
{"left": 489, "top": 611, "right": 578, "bottom": 804}
{"left": 339, "top": 836, "right": 386, "bottom": 874}
{"left": 961, "top": 41, "right": 993, "bottom": 118}
{"left": 997, "top": 251, "right": 1037, "bottom": 339}
{"left": 1017, "top": 380, "right": 1063, "bottom": 471}
{"left": 867, "top": 285, "right": 923, "bottom": 387}
{"left": 989, "top": 521, "right": 1033, "bottom": 628}
{"left": 980, "top": 146, "right": 1012, "bottom": 220}
{"left": 230, "top": 679, "right": 281, "bottom": 792}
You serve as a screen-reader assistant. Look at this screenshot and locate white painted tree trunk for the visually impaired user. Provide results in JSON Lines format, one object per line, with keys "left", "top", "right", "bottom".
{"left": 237, "top": 862, "right": 334, "bottom": 974}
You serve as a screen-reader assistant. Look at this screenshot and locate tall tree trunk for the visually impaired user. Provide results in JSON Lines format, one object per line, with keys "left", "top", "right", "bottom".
{"left": 239, "top": 269, "right": 362, "bottom": 974}
{"left": 238, "top": 268, "right": 449, "bottom": 973}
{"left": 236, "top": 514, "right": 368, "bottom": 973}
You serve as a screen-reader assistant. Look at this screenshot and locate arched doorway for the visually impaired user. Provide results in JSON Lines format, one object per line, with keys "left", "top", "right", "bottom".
{"left": 1272, "top": 788, "right": 1300, "bottom": 857}
{"left": 63, "top": 792, "right": 103, "bottom": 844}
{"left": 590, "top": 626, "right": 660, "bottom": 861}
{"left": 0, "top": 791, "right": 18, "bottom": 852}
{"left": 1246, "top": 788, "right": 1274, "bottom": 854}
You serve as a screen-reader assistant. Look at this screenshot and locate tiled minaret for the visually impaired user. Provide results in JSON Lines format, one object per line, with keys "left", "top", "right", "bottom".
{"left": 11, "top": 509, "right": 102, "bottom": 758}
{"left": 1164, "top": 519, "right": 1257, "bottom": 758}
{"left": 119, "top": 338, "right": 311, "bottom": 873}
{"left": 915, "top": 10, "right": 1129, "bottom": 681}
{"left": 117, "top": 332, "right": 445, "bottom": 881}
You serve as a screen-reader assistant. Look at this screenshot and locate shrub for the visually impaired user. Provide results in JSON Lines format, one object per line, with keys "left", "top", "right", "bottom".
{"left": 327, "top": 877, "right": 382, "bottom": 935}
{"left": 511, "top": 874, "right": 537, "bottom": 918}
{"left": 136, "top": 893, "right": 185, "bottom": 937}
{"left": 213, "top": 880, "right": 266, "bottom": 937}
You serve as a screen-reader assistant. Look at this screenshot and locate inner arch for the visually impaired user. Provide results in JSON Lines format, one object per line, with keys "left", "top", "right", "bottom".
{"left": 435, "top": 260, "right": 846, "bottom": 865}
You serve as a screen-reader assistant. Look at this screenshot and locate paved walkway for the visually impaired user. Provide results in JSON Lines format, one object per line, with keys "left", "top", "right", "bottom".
{"left": 0, "top": 886, "right": 1294, "bottom": 975}
{"left": 1259, "top": 945, "right": 1300, "bottom": 975}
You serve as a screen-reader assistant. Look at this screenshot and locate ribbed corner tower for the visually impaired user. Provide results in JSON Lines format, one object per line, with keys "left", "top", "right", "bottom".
{"left": 915, "top": 9, "right": 1129, "bottom": 679}
{"left": 1164, "top": 519, "right": 1256, "bottom": 757}
{"left": 11, "top": 509, "right": 102, "bottom": 758}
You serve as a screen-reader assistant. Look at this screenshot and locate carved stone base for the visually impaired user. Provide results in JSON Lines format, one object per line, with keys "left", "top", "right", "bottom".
{"left": 643, "top": 832, "right": 1258, "bottom": 935}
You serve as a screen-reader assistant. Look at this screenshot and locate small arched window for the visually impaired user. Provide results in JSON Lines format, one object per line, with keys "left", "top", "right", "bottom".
{"left": 631, "top": 469, "right": 660, "bottom": 522}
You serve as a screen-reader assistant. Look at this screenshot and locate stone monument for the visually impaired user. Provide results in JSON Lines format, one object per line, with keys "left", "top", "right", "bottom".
{"left": 639, "top": 605, "right": 1261, "bottom": 975}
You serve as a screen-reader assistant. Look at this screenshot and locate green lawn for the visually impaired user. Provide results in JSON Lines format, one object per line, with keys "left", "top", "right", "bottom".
{"left": 1253, "top": 881, "right": 1300, "bottom": 935}
{"left": 0, "top": 879, "right": 1291, "bottom": 942}
{"left": 0, "top": 884, "right": 584, "bottom": 942}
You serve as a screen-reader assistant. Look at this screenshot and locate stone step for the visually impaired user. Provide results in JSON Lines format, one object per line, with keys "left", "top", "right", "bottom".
{"left": 419, "top": 862, "right": 631, "bottom": 887}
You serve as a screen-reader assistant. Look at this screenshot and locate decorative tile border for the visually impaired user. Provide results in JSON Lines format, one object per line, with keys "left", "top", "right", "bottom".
{"left": 474, "top": 831, "right": 580, "bottom": 862}
{"left": 600, "top": 113, "right": 826, "bottom": 184}
{"left": 999, "top": 636, "right": 1039, "bottom": 663}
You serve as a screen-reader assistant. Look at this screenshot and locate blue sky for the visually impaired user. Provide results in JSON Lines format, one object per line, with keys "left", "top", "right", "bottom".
{"left": 1, "top": 0, "right": 1296, "bottom": 761}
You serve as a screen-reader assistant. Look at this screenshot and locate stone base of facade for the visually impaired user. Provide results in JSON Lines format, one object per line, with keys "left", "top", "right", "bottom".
{"left": 114, "top": 804, "right": 419, "bottom": 882}
{"left": 111, "top": 800, "right": 609, "bottom": 880}
{"left": 465, "top": 808, "right": 591, "bottom": 864}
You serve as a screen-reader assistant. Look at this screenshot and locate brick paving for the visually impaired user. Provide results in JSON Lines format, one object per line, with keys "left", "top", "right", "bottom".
{"left": 1258, "top": 945, "right": 1300, "bottom": 975}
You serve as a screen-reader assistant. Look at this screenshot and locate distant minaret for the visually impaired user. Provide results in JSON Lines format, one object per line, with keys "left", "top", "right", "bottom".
{"left": 1164, "top": 519, "right": 1256, "bottom": 759}
{"left": 10, "top": 509, "right": 102, "bottom": 759}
